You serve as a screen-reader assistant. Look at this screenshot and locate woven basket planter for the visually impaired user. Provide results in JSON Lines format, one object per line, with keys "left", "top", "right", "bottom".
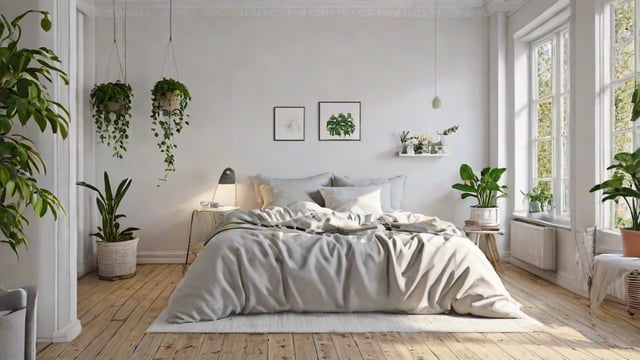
{"left": 626, "top": 270, "right": 640, "bottom": 316}
{"left": 96, "top": 238, "right": 139, "bottom": 280}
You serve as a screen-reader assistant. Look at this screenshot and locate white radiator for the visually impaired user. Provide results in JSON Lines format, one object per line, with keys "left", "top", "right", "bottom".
{"left": 510, "top": 220, "right": 556, "bottom": 271}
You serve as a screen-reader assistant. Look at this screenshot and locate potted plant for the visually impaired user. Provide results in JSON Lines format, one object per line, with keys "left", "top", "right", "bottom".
{"left": 521, "top": 184, "right": 553, "bottom": 213}
{"left": 77, "top": 172, "right": 140, "bottom": 280}
{"left": 90, "top": 81, "right": 133, "bottom": 159}
{"left": 150, "top": 77, "right": 191, "bottom": 181}
{"left": 590, "top": 148, "right": 640, "bottom": 257}
{"left": 411, "top": 133, "right": 428, "bottom": 154}
{"left": 399, "top": 130, "right": 410, "bottom": 154}
{"left": 437, "top": 124, "right": 459, "bottom": 147}
{"left": 326, "top": 112, "right": 355, "bottom": 137}
{"left": 452, "top": 164, "right": 508, "bottom": 226}
{"left": 0, "top": 10, "right": 69, "bottom": 360}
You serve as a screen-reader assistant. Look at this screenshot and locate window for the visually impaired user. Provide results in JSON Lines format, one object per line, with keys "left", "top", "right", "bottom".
{"left": 603, "top": 0, "right": 639, "bottom": 228}
{"left": 530, "top": 27, "right": 571, "bottom": 217}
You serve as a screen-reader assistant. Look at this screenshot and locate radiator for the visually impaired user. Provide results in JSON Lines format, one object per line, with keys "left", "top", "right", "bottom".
{"left": 510, "top": 220, "right": 556, "bottom": 271}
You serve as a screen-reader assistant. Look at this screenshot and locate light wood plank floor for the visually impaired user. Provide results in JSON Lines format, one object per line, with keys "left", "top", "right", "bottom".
{"left": 36, "top": 263, "right": 640, "bottom": 359}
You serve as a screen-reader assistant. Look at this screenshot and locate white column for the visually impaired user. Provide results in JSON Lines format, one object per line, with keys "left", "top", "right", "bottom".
{"left": 488, "top": 10, "right": 509, "bottom": 253}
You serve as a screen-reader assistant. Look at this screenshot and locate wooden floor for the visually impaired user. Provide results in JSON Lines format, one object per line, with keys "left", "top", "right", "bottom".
{"left": 36, "top": 263, "right": 640, "bottom": 360}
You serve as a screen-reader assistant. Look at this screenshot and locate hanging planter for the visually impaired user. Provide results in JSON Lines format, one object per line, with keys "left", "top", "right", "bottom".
{"left": 90, "top": 81, "right": 133, "bottom": 159}
{"left": 91, "top": 0, "right": 133, "bottom": 159}
{"left": 150, "top": 77, "right": 191, "bottom": 180}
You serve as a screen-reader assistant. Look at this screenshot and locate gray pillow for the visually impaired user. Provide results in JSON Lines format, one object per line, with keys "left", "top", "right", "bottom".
{"left": 253, "top": 172, "right": 332, "bottom": 207}
{"left": 332, "top": 175, "right": 406, "bottom": 212}
{"left": 319, "top": 185, "right": 384, "bottom": 216}
{"left": 259, "top": 184, "right": 314, "bottom": 209}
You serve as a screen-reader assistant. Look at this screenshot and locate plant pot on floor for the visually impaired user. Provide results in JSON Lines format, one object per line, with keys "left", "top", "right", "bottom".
{"left": 620, "top": 229, "right": 640, "bottom": 258}
{"left": 97, "top": 238, "right": 139, "bottom": 280}
{"left": 469, "top": 207, "right": 500, "bottom": 227}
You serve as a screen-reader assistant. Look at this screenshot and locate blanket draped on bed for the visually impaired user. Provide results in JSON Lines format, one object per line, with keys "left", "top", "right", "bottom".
{"left": 167, "top": 203, "right": 521, "bottom": 323}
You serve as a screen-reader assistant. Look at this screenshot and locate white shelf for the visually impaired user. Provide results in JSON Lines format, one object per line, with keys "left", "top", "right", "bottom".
{"left": 398, "top": 152, "right": 449, "bottom": 157}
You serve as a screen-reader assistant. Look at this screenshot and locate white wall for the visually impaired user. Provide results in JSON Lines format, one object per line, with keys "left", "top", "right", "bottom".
{"left": 87, "top": 14, "right": 490, "bottom": 260}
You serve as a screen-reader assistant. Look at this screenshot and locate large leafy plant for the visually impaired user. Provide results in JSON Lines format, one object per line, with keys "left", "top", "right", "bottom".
{"left": 326, "top": 112, "right": 355, "bottom": 137}
{"left": 90, "top": 81, "right": 133, "bottom": 159}
{"left": 77, "top": 171, "right": 139, "bottom": 242}
{"left": 452, "top": 164, "right": 508, "bottom": 208}
{"left": 590, "top": 148, "right": 640, "bottom": 231}
{"left": 150, "top": 77, "right": 190, "bottom": 181}
{"left": 0, "top": 10, "right": 69, "bottom": 257}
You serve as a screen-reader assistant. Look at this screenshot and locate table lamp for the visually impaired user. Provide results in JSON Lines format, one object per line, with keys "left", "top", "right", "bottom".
{"left": 213, "top": 167, "right": 236, "bottom": 206}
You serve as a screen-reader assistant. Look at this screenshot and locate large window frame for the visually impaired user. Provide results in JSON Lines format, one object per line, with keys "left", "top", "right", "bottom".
{"left": 601, "top": 0, "right": 640, "bottom": 231}
{"left": 529, "top": 26, "right": 571, "bottom": 218}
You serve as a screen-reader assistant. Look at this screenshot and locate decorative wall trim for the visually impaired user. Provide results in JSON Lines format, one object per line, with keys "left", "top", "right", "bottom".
{"left": 138, "top": 251, "right": 185, "bottom": 264}
{"left": 87, "top": 0, "right": 526, "bottom": 18}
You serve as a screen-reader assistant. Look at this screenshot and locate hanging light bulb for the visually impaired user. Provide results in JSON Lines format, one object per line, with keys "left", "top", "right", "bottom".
{"left": 432, "top": 0, "right": 441, "bottom": 109}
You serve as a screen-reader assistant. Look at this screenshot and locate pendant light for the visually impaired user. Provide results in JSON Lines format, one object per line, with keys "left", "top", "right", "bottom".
{"left": 432, "top": 0, "right": 441, "bottom": 109}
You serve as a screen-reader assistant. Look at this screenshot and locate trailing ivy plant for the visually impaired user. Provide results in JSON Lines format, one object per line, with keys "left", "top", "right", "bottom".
{"left": 0, "top": 10, "right": 69, "bottom": 257}
{"left": 326, "top": 112, "right": 355, "bottom": 137}
{"left": 90, "top": 81, "right": 133, "bottom": 159}
{"left": 150, "top": 77, "right": 190, "bottom": 182}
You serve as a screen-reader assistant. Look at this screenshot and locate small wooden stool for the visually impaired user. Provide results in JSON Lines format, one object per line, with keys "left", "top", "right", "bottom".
{"left": 463, "top": 226, "right": 505, "bottom": 275}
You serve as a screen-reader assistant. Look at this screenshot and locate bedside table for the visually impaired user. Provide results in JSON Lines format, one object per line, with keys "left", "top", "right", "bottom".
{"left": 463, "top": 226, "right": 504, "bottom": 275}
{"left": 183, "top": 206, "right": 239, "bottom": 272}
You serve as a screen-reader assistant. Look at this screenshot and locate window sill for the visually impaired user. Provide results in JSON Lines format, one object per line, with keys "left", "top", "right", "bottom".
{"left": 512, "top": 211, "right": 571, "bottom": 230}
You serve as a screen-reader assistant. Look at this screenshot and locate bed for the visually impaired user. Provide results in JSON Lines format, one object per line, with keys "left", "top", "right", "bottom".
{"left": 166, "top": 173, "right": 521, "bottom": 324}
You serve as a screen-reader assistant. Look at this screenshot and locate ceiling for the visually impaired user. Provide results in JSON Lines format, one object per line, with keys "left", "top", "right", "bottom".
{"left": 88, "top": 0, "right": 528, "bottom": 17}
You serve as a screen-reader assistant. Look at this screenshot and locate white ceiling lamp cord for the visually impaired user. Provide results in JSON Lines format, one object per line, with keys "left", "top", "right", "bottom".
{"left": 161, "top": 0, "right": 180, "bottom": 80}
{"left": 124, "top": 0, "right": 127, "bottom": 83}
{"left": 432, "top": 0, "right": 441, "bottom": 109}
{"left": 104, "top": 0, "right": 125, "bottom": 83}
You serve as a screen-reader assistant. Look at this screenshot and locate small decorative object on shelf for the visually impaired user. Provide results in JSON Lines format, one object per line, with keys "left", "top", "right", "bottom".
{"left": 399, "top": 130, "right": 410, "bottom": 154}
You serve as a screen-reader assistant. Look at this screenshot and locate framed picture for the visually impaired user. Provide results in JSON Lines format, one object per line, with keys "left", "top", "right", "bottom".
{"left": 318, "top": 101, "right": 361, "bottom": 141}
{"left": 273, "top": 106, "right": 305, "bottom": 141}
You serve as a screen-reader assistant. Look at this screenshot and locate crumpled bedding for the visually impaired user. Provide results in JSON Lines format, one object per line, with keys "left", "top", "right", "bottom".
{"left": 167, "top": 202, "right": 521, "bottom": 323}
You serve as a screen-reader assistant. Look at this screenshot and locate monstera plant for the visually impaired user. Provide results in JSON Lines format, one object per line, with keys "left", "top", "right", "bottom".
{"left": 326, "top": 112, "right": 355, "bottom": 137}
{"left": 0, "top": 10, "right": 69, "bottom": 257}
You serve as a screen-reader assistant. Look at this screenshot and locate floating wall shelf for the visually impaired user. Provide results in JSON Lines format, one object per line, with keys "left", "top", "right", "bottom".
{"left": 398, "top": 152, "right": 449, "bottom": 157}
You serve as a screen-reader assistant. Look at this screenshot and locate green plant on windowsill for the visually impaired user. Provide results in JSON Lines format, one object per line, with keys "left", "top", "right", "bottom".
{"left": 521, "top": 184, "right": 553, "bottom": 213}
{"left": 326, "top": 112, "right": 355, "bottom": 137}
{"left": 90, "top": 81, "right": 133, "bottom": 159}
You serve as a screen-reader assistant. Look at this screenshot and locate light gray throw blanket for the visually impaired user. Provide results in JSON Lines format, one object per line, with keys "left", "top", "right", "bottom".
{"left": 167, "top": 202, "right": 521, "bottom": 323}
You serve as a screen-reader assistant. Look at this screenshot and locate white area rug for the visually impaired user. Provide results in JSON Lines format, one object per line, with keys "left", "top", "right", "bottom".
{"left": 147, "top": 311, "right": 543, "bottom": 333}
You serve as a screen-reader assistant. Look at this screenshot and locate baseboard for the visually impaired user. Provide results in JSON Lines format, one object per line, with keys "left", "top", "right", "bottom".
{"left": 506, "top": 256, "right": 587, "bottom": 298}
{"left": 38, "top": 319, "right": 82, "bottom": 343}
{"left": 137, "top": 251, "right": 185, "bottom": 264}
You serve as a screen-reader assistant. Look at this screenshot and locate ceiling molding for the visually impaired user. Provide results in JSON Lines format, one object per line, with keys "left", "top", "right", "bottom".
{"left": 87, "top": 0, "right": 526, "bottom": 18}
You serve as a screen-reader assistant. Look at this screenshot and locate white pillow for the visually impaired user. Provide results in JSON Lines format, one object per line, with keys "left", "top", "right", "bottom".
{"left": 259, "top": 184, "right": 314, "bottom": 209}
{"left": 319, "top": 185, "right": 385, "bottom": 216}
{"left": 332, "top": 175, "right": 406, "bottom": 212}
{"left": 253, "top": 172, "right": 332, "bottom": 207}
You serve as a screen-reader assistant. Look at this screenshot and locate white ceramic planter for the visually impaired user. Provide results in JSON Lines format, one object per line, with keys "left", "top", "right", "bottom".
{"left": 159, "top": 91, "right": 181, "bottom": 112}
{"left": 469, "top": 207, "right": 500, "bottom": 226}
{"left": 96, "top": 238, "right": 139, "bottom": 280}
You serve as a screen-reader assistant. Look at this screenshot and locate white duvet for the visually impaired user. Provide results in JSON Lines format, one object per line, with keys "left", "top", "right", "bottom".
{"left": 166, "top": 202, "right": 521, "bottom": 323}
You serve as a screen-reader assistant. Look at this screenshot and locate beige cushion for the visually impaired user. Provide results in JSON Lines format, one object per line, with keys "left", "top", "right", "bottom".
{"left": 259, "top": 185, "right": 314, "bottom": 209}
{"left": 319, "top": 185, "right": 385, "bottom": 216}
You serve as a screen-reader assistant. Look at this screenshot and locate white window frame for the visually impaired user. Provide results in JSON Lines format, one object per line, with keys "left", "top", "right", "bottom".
{"left": 529, "top": 25, "right": 571, "bottom": 219}
{"left": 600, "top": 0, "right": 640, "bottom": 231}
